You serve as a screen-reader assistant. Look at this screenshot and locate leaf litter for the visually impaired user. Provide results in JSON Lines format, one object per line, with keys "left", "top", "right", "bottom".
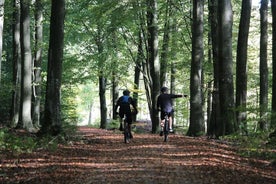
{"left": 0, "top": 125, "right": 275, "bottom": 184}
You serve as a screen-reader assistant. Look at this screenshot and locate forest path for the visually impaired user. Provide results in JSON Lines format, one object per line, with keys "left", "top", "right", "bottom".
{"left": 1, "top": 124, "right": 276, "bottom": 184}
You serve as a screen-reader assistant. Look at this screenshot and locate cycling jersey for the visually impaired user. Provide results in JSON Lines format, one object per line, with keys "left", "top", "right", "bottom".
{"left": 115, "top": 95, "right": 137, "bottom": 124}
{"left": 157, "top": 93, "right": 182, "bottom": 119}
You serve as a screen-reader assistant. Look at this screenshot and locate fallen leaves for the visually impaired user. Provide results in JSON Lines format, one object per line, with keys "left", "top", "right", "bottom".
{"left": 0, "top": 125, "right": 275, "bottom": 184}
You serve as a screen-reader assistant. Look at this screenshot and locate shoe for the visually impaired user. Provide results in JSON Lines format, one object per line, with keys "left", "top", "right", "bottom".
{"left": 169, "top": 129, "right": 174, "bottom": 133}
{"left": 159, "top": 131, "right": 163, "bottom": 136}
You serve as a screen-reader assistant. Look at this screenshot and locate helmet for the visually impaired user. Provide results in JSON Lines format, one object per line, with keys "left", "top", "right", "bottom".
{"left": 123, "top": 89, "right": 130, "bottom": 96}
{"left": 161, "top": 87, "right": 168, "bottom": 93}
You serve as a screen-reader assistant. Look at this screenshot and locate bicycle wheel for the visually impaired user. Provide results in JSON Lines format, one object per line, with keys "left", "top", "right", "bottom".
{"left": 124, "top": 120, "right": 130, "bottom": 143}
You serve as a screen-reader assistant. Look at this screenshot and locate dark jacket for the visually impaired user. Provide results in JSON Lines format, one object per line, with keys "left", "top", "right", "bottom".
{"left": 157, "top": 93, "right": 182, "bottom": 113}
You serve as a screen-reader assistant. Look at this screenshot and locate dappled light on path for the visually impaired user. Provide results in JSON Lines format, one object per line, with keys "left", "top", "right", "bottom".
{"left": 0, "top": 126, "right": 275, "bottom": 184}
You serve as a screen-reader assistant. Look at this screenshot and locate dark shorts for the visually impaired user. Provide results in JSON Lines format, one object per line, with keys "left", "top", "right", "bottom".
{"left": 119, "top": 111, "right": 133, "bottom": 124}
{"left": 160, "top": 111, "right": 173, "bottom": 120}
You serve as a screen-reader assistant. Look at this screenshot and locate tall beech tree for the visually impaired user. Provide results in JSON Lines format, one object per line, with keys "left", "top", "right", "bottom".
{"left": 20, "top": 0, "right": 34, "bottom": 131}
{"left": 0, "top": 0, "right": 4, "bottom": 86}
{"left": 160, "top": 0, "right": 172, "bottom": 87}
{"left": 259, "top": 0, "right": 269, "bottom": 130}
{"left": 33, "top": 0, "right": 43, "bottom": 128}
{"left": 138, "top": 1, "right": 153, "bottom": 125}
{"left": 112, "top": 72, "right": 119, "bottom": 120}
{"left": 187, "top": 0, "right": 204, "bottom": 136}
{"left": 41, "top": 0, "right": 65, "bottom": 135}
{"left": 11, "top": 0, "right": 21, "bottom": 127}
{"left": 132, "top": 30, "right": 143, "bottom": 122}
{"left": 170, "top": 15, "right": 177, "bottom": 129}
{"left": 217, "top": 0, "right": 235, "bottom": 136}
{"left": 235, "top": 0, "right": 252, "bottom": 134}
{"left": 208, "top": 0, "right": 220, "bottom": 138}
{"left": 271, "top": 0, "right": 276, "bottom": 129}
{"left": 147, "top": 0, "right": 160, "bottom": 133}
{"left": 97, "top": 32, "right": 107, "bottom": 129}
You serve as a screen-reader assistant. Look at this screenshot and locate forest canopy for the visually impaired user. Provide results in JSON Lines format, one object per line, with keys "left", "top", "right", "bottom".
{"left": 0, "top": 0, "right": 275, "bottom": 140}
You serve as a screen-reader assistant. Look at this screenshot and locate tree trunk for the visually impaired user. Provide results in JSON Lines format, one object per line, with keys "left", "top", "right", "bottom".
{"left": 217, "top": 0, "right": 236, "bottom": 136}
{"left": 208, "top": 0, "right": 220, "bottom": 138}
{"left": 33, "top": 0, "right": 43, "bottom": 128}
{"left": 99, "top": 73, "right": 107, "bottom": 129}
{"left": 271, "top": 0, "right": 276, "bottom": 127}
{"left": 95, "top": 27, "right": 107, "bottom": 129}
{"left": 20, "top": 0, "right": 33, "bottom": 131}
{"left": 133, "top": 31, "right": 142, "bottom": 121}
{"left": 41, "top": 0, "right": 65, "bottom": 136}
{"left": 187, "top": 0, "right": 204, "bottom": 136}
{"left": 11, "top": 0, "right": 21, "bottom": 128}
{"left": 170, "top": 16, "right": 177, "bottom": 129}
{"left": 259, "top": 0, "right": 269, "bottom": 130}
{"left": 0, "top": 0, "right": 4, "bottom": 86}
{"left": 112, "top": 72, "right": 119, "bottom": 120}
{"left": 235, "top": 0, "right": 252, "bottom": 135}
{"left": 206, "top": 80, "right": 212, "bottom": 135}
{"left": 88, "top": 102, "right": 92, "bottom": 125}
{"left": 147, "top": 0, "right": 160, "bottom": 133}
{"left": 137, "top": 3, "right": 152, "bottom": 122}
{"left": 160, "top": 0, "right": 171, "bottom": 87}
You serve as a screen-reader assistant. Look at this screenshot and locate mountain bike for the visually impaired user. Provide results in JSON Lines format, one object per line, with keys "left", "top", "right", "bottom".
{"left": 123, "top": 116, "right": 131, "bottom": 144}
{"left": 163, "top": 113, "right": 169, "bottom": 142}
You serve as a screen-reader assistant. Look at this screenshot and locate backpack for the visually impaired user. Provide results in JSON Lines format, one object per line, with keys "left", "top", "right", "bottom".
{"left": 120, "top": 95, "right": 135, "bottom": 113}
{"left": 121, "top": 95, "right": 130, "bottom": 104}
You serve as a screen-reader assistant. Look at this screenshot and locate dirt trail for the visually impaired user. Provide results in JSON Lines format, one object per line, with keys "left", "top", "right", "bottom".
{"left": 0, "top": 125, "right": 276, "bottom": 184}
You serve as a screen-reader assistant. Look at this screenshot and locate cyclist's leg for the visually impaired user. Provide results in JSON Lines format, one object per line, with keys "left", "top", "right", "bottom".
{"left": 126, "top": 112, "right": 133, "bottom": 138}
{"left": 160, "top": 111, "right": 166, "bottom": 127}
{"left": 119, "top": 112, "right": 124, "bottom": 131}
{"left": 168, "top": 112, "right": 173, "bottom": 132}
{"left": 169, "top": 116, "right": 173, "bottom": 132}
{"left": 160, "top": 111, "right": 165, "bottom": 136}
{"left": 129, "top": 124, "right": 133, "bottom": 139}
{"left": 160, "top": 119, "right": 165, "bottom": 127}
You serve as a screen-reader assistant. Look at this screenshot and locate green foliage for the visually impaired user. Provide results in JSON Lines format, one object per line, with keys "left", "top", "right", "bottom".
{"left": 0, "top": 83, "right": 13, "bottom": 124}
{"left": 224, "top": 132, "right": 276, "bottom": 160}
{"left": 0, "top": 123, "right": 78, "bottom": 155}
{"left": 0, "top": 128, "right": 6, "bottom": 149}
{"left": 38, "top": 123, "right": 78, "bottom": 152}
{"left": 0, "top": 0, "right": 273, "bottom": 140}
{"left": 107, "top": 119, "right": 120, "bottom": 130}
{"left": 61, "top": 84, "right": 80, "bottom": 124}
{"left": 0, "top": 128, "right": 37, "bottom": 154}
{"left": 36, "top": 135, "right": 58, "bottom": 152}
{"left": 61, "top": 123, "right": 78, "bottom": 139}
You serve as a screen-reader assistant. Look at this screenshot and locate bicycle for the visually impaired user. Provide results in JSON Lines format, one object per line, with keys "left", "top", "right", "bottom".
{"left": 123, "top": 116, "right": 131, "bottom": 144}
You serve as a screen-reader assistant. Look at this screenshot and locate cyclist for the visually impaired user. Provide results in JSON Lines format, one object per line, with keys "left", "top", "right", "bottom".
{"left": 157, "top": 86, "right": 187, "bottom": 136}
{"left": 115, "top": 89, "right": 138, "bottom": 138}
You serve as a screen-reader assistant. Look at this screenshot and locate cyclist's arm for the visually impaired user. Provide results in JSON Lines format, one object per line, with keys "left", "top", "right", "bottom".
{"left": 130, "top": 97, "right": 138, "bottom": 113}
{"left": 157, "top": 96, "right": 161, "bottom": 110}
{"left": 115, "top": 104, "right": 119, "bottom": 112}
{"left": 171, "top": 94, "right": 188, "bottom": 98}
{"left": 171, "top": 94, "right": 183, "bottom": 98}
{"left": 132, "top": 104, "right": 138, "bottom": 113}
{"left": 115, "top": 97, "right": 121, "bottom": 113}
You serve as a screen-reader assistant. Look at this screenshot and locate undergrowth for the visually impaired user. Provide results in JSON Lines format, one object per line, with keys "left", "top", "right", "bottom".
{"left": 0, "top": 124, "right": 78, "bottom": 156}
{"left": 224, "top": 131, "right": 276, "bottom": 161}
